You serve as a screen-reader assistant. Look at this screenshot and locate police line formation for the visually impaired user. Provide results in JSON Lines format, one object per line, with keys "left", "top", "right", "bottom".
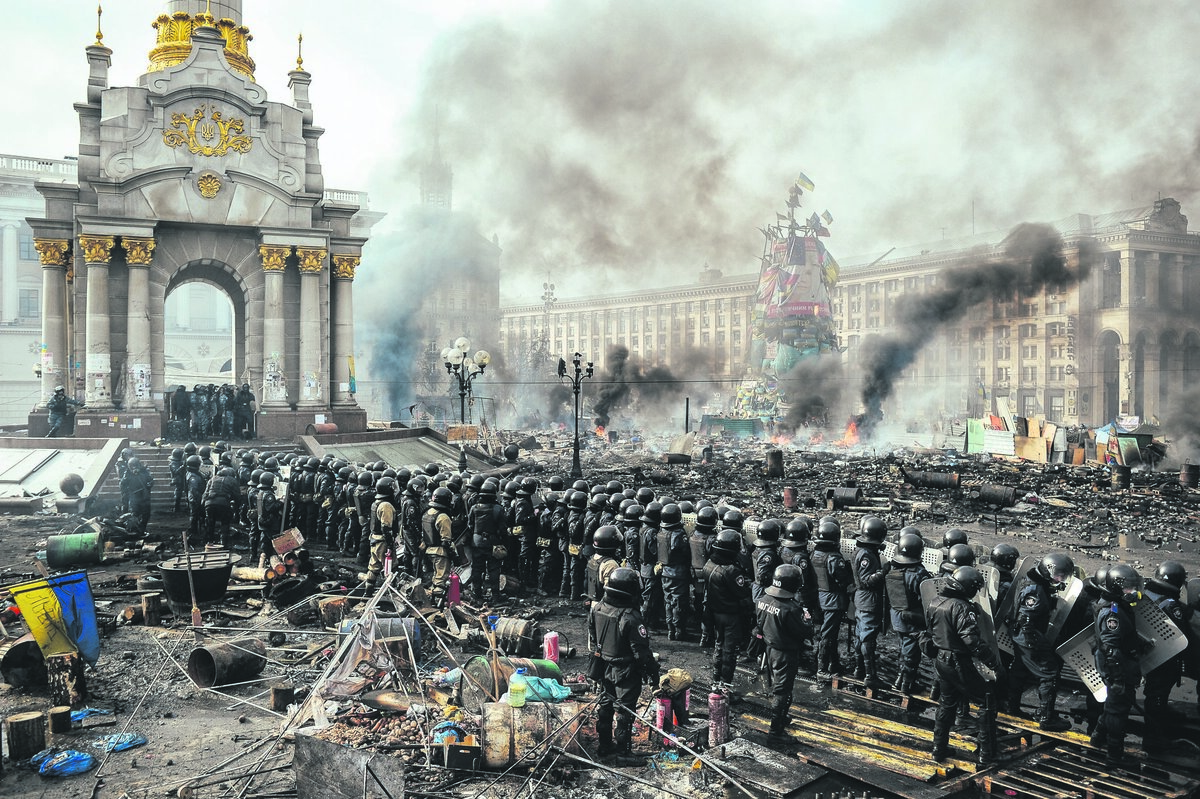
{"left": 120, "top": 444, "right": 1197, "bottom": 766}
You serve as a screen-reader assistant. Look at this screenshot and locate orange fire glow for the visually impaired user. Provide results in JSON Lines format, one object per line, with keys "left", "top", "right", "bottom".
{"left": 835, "top": 420, "right": 859, "bottom": 447}
{"left": 595, "top": 425, "right": 606, "bottom": 438}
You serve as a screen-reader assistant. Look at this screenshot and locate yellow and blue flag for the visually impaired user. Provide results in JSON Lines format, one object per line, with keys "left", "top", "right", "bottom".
{"left": 9, "top": 570, "right": 101, "bottom": 664}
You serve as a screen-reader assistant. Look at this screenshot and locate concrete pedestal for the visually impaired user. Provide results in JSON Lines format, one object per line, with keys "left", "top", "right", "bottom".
{"left": 71, "top": 410, "right": 162, "bottom": 441}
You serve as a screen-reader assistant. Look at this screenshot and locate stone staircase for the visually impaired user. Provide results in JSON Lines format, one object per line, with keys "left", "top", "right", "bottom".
{"left": 91, "top": 445, "right": 181, "bottom": 513}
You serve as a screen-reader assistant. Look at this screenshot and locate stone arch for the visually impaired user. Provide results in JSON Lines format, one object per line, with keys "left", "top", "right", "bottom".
{"left": 1097, "top": 329, "right": 1122, "bottom": 423}
{"left": 157, "top": 257, "right": 252, "bottom": 401}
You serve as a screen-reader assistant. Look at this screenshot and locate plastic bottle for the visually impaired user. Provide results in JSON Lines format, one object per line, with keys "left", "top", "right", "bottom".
{"left": 508, "top": 667, "right": 528, "bottom": 708}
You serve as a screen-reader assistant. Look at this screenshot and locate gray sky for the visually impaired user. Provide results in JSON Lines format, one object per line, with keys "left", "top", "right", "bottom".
{"left": 6, "top": 1, "right": 1199, "bottom": 302}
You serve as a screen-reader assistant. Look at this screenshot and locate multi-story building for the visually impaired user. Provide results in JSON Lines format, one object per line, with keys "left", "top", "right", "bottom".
{"left": 498, "top": 198, "right": 1200, "bottom": 430}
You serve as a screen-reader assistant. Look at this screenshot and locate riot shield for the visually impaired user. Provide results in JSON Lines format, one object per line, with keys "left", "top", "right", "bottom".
{"left": 919, "top": 577, "right": 1000, "bottom": 681}
{"left": 921, "top": 545, "right": 943, "bottom": 575}
{"left": 978, "top": 564, "right": 1000, "bottom": 605}
{"left": 682, "top": 512, "right": 697, "bottom": 535}
{"left": 1057, "top": 626, "right": 1107, "bottom": 702}
{"left": 840, "top": 537, "right": 857, "bottom": 560}
{"left": 994, "top": 555, "right": 1039, "bottom": 655}
{"left": 1134, "top": 598, "right": 1189, "bottom": 672}
{"left": 1045, "top": 576, "right": 1083, "bottom": 646}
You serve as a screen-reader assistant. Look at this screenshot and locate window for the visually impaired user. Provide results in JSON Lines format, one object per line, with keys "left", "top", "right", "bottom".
{"left": 1050, "top": 344, "right": 1064, "bottom": 359}
{"left": 19, "top": 233, "right": 37, "bottom": 261}
{"left": 716, "top": 332, "right": 725, "bottom": 345}
{"left": 19, "top": 289, "right": 38, "bottom": 319}
{"left": 1022, "top": 395, "right": 1039, "bottom": 417}
{"left": 1048, "top": 366, "right": 1066, "bottom": 381}
{"left": 995, "top": 344, "right": 1011, "bottom": 360}
{"left": 994, "top": 326, "right": 1010, "bottom": 339}
{"left": 1050, "top": 394, "right": 1065, "bottom": 419}
{"left": 1019, "top": 323, "right": 1037, "bottom": 338}
{"left": 1020, "top": 303, "right": 1038, "bottom": 317}
{"left": 1021, "top": 366, "right": 1038, "bottom": 383}
{"left": 995, "top": 366, "right": 1011, "bottom": 382}
{"left": 732, "top": 330, "right": 742, "bottom": 346}
{"left": 1021, "top": 345, "right": 1037, "bottom": 359}
{"left": 886, "top": 279, "right": 899, "bottom": 292}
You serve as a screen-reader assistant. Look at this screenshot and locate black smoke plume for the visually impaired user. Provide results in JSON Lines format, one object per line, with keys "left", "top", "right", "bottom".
{"left": 1162, "top": 385, "right": 1200, "bottom": 464}
{"left": 857, "top": 223, "right": 1096, "bottom": 435}
{"left": 778, "top": 353, "right": 848, "bottom": 431}
{"left": 592, "top": 345, "right": 697, "bottom": 429}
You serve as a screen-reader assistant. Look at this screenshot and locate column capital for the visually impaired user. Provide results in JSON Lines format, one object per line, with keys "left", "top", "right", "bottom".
{"left": 122, "top": 236, "right": 156, "bottom": 265}
{"left": 332, "top": 254, "right": 360, "bottom": 280}
{"left": 79, "top": 235, "right": 115, "bottom": 264}
{"left": 34, "top": 238, "right": 71, "bottom": 266}
{"left": 297, "top": 247, "right": 327, "bottom": 274}
{"left": 259, "top": 245, "right": 291, "bottom": 272}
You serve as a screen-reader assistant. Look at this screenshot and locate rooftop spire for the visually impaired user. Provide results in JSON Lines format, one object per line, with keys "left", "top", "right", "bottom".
{"left": 94, "top": 4, "right": 103, "bottom": 45}
{"left": 296, "top": 32, "right": 304, "bottom": 71}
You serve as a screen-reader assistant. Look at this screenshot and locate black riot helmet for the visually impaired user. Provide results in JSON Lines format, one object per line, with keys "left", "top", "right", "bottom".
{"left": 635, "top": 487, "right": 655, "bottom": 506}
{"left": 259, "top": 472, "right": 276, "bottom": 489}
{"left": 857, "top": 515, "right": 887, "bottom": 545}
{"left": 198, "top": 445, "right": 212, "bottom": 460}
{"left": 408, "top": 474, "right": 429, "bottom": 496}
{"left": 942, "top": 528, "right": 969, "bottom": 549}
{"left": 357, "top": 471, "right": 374, "bottom": 488}
{"left": 678, "top": 499, "right": 694, "bottom": 515}
{"left": 183, "top": 442, "right": 198, "bottom": 456}
{"left": 337, "top": 466, "right": 354, "bottom": 482}
{"left": 170, "top": 447, "right": 184, "bottom": 460}
{"left": 504, "top": 480, "right": 520, "bottom": 500}
{"left": 375, "top": 476, "right": 397, "bottom": 498}
{"left": 593, "top": 525, "right": 620, "bottom": 555}
{"left": 263, "top": 456, "right": 279, "bottom": 472}
{"left": 605, "top": 480, "right": 624, "bottom": 495}
{"left": 713, "top": 529, "right": 742, "bottom": 558}
{"left": 548, "top": 475, "right": 566, "bottom": 492}
{"left": 894, "top": 532, "right": 925, "bottom": 565}
{"left": 990, "top": 543, "right": 1020, "bottom": 572}
{"left": 185, "top": 454, "right": 202, "bottom": 471}
{"left": 765, "top": 564, "right": 802, "bottom": 599}
{"left": 1152, "top": 560, "right": 1187, "bottom": 593}
{"left": 641, "top": 501, "right": 663, "bottom": 526}
{"left": 816, "top": 520, "right": 841, "bottom": 543}
{"left": 818, "top": 514, "right": 839, "bottom": 530}
{"left": 781, "top": 517, "right": 811, "bottom": 547}
{"left": 622, "top": 487, "right": 637, "bottom": 500}
{"left": 608, "top": 492, "right": 624, "bottom": 513}
{"left": 519, "top": 477, "right": 539, "bottom": 497}
{"left": 1036, "top": 552, "right": 1074, "bottom": 588}
{"left": 568, "top": 490, "right": 588, "bottom": 511}
{"left": 120, "top": 447, "right": 135, "bottom": 461}
{"left": 431, "top": 486, "right": 454, "bottom": 511}
{"left": 604, "top": 567, "right": 639, "bottom": 606}
{"left": 622, "top": 503, "right": 644, "bottom": 524}
{"left": 660, "top": 503, "right": 683, "bottom": 529}
{"left": 721, "top": 508, "right": 744, "bottom": 531}
{"left": 424, "top": 462, "right": 440, "bottom": 478}
{"left": 250, "top": 468, "right": 264, "bottom": 487}
{"left": 753, "top": 519, "right": 782, "bottom": 547}
{"left": 1106, "top": 563, "right": 1143, "bottom": 597}
{"left": 588, "top": 492, "right": 607, "bottom": 511}
{"left": 695, "top": 506, "right": 720, "bottom": 532}
{"left": 544, "top": 491, "right": 561, "bottom": 509}
{"left": 479, "top": 478, "right": 499, "bottom": 499}
{"left": 946, "top": 543, "right": 976, "bottom": 569}
{"left": 573, "top": 479, "right": 590, "bottom": 493}
{"left": 946, "top": 566, "right": 985, "bottom": 597}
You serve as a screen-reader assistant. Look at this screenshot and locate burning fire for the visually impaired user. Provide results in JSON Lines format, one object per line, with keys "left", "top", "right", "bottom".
{"left": 835, "top": 419, "right": 860, "bottom": 447}
{"left": 595, "top": 425, "right": 606, "bottom": 438}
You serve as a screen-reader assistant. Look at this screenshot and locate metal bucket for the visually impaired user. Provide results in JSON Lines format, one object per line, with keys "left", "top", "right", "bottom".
{"left": 158, "top": 550, "right": 241, "bottom": 616}
{"left": 494, "top": 617, "right": 539, "bottom": 657}
{"left": 46, "top": 532, "right": 104, "bottom": 569}
{"left": 480, "top": 701, "right": 583, "bottom": 768}
{"left": 1180, "top": 463, "right": 1199, "bottom": 489}
{"left": 187, "top": 638, "right": 267, "bottom": 688}
{"left": 459, "top": 655, "right": 563, "bottom": 709}
{"left": 1111, "top": 465, "right": 1131, "bottom": 490}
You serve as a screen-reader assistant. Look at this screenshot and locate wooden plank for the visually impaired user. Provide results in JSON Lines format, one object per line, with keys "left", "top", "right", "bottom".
{"left": 715, "top": 738, "right": 826, "bottom": 796}
{"left": 981, "top": 772, "right": 1075, "bottom": 799}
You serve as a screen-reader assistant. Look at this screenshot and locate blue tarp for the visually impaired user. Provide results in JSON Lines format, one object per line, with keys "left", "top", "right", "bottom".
{"left": 48, "top": 571, "right": 101, "bottom": 665}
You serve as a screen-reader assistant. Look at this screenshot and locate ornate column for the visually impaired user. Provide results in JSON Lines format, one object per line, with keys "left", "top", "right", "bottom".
{"left": 123, "top": 237, "right": 156, "bottom": 409}
{"left": 260, "top": 245, "right": 291, "bottom": 407}
{"left": 1, "top": 223, "right": 18, "bottom": 322}
{"left": 79, "top": 235, "right": 116, "bottom": 408}
{"left": 331, "top": 254, "right": 360, "bottom": 407}
{"left": 34, "top": 239, "right": 71, "bottom": 400}
{"left": 296, "top": 247, "right": 326, "bottom": 407}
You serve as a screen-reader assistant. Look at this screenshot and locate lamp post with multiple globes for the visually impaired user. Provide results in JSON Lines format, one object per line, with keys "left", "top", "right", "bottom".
{"left": 441, "top": 337, "right": 490, "bottom": 424}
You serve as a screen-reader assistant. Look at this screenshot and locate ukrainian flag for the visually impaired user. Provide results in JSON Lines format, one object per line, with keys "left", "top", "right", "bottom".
{"left": 9, "top": 571, "right": 101, "bottom": 664}
{"left": 795, "top": 173, "right": 816, "bottom": 192}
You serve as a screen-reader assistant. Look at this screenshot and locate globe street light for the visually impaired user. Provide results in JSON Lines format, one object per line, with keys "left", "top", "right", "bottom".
{"left": 558, "top": 352, "right": 593, "bottom": 478}
{"left": 442, "top": 337, "right": 490, "bottom": 424}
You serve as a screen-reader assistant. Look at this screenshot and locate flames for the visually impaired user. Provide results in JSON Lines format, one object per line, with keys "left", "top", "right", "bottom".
{"left": 595, "top": 425, "right": 606, "bottom": 438}
{"left": 835, "top": 419, "right": 860, "bottom": 447}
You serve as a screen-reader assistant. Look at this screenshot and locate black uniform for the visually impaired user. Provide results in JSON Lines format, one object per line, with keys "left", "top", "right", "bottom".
{"left": 566, "top": 507, "right": 588, "bottom": 600}
{"left": 46, "top": 391, "right": 83, "bottom": 438}
{"left": 757, "top": 591, "right": 813, "bottom": 736}
{"left": 539, "top": 502, "right": 567, "bottom": 596}
{"left": 638, "top": 522, "right": 662, "bottom": 624}
{"left": 689, "top": 529, "right": 715, "bottom": 645}
{"left": 1142, "top": 585, "right": 1190, "bottom": 741}
{"left": 1008, "top": 571, "right": 1065, "bottom": 723}
{"left": 255, "top": 487, "right": 284, "bottom": 559}
{"left": 512, "top": 494, "right": 538, "bottom": 590}
{"left": 122, "top": 462, "right": 154, "bottom": 532}
{"left": 1091, "top": 597, "right": 1140, "bottom": 761}
{"left": 886, "top": 560, "right": 932, "bottom": 691}
{"left": 852, "top": 541, "right": 887, "bottom": 682}
{"left": 657, "top": 522, "right": 691, "bottom": 639}
{"left": 468, "top": 496, "right": 505, "bottom": 601}
{"left": 704, "top": 558, "right": 753, "bottom": 683}
{"left": 589, "top": 599, "right": 658, "bottom": 754}
{"left": 926, "top": 586, "right": 999, "bottom": 764}
{"left": 811, "top": 543, "right": 853, "bottom": 678}
{"left": 185, "top": 469, "right": 208, "bottom": 545}
{"left": 202, "top": 471, "right": 240, "bottom": 548}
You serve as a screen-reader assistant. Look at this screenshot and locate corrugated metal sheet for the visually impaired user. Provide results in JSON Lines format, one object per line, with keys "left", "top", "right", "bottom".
{"left": 982, "top": 429, "right": 1016, "bottom": 456}
{"left": 317, "top": 436, "right": 496, "bottom": 473}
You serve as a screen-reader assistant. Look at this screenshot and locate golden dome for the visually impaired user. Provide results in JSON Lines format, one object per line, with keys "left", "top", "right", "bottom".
{"left": 148, "top": 11, "right": 255, "bottom": 80}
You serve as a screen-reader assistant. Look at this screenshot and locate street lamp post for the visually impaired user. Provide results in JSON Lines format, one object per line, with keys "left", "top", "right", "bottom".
{"left": 559, "top": 352, "right": 593, "bottom": 478}
{"left": 441, "top": 336, "right": 491, "bottom": 424}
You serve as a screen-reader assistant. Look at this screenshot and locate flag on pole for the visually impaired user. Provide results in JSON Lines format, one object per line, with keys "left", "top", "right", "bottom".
{"left": 9, "top": 570, "right": 101, "bottom": 664}
{"left": 821, "top": 210, "right": 834, "bottom": 225}
{"left": 795, "top": 173, "right": 816, "bottom": 192}
{"left": 348, "top": 354, "right": 357, "bottom": 394}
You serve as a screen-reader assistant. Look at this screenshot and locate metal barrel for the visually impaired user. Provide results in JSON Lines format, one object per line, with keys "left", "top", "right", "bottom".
{"left": 45, "top": 532, "right": 104, "bottom": 569}
{"left": 828, "top": 486, "right": 863, "bottom": 509}
{"left": 1111, "top": 464, "right": 1131, "bottom": 489}
{"left": 976, "top": 484, "right": 1018, "bottom": 507}
{"left": 459, "top": 655, "right": 563, "bottom": 710}
{"left": 480, "top": 701, "right": 583, "bottom": 768}
{"left": 1180, "top": 463, "right": 1199, "bottom": 489}
{"left": 902, "top": 469, "right": 961, "bottom": 490}
{"left": 493, "top": 617, "right": 539, "bottom": 657}
{"left": 187, "top": 638, "right": 267, "bottom": 688}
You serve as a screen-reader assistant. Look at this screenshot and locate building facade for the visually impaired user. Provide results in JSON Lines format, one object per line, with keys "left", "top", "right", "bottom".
{"left": 26, "top": 1, "right": 379, "bottom": 438}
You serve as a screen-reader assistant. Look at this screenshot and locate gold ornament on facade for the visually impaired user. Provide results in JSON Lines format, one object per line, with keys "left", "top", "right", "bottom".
{"left": 260, "top": 245, "right": 290, "bottom": 272}
{"left": 297, "top": 248, "right": 327, "bottom": 273}
{"left": 332, "top": 254, "right": 360, "bottom": 280}
{"left": 78, "top": 235, "right": 115, "bottom": 264}
{"left": 163, "top": 105, "right": 252, "bottom": 157}
{"left": 148, "top": 11, "right": 255, "bottom": 80}
{"left": 122, "top": 237, "right": 156, "bottom": 265}
{"left": 197, "top": 172, "right": 222, "bottom": 198}
{"left": 33, "top": 239, "right": 71, "bottom": 267}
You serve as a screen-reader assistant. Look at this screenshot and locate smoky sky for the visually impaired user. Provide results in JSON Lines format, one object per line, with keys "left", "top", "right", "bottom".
{"left": 399, "top": 0, "right": 1200, "bottom": 299}
{"left": 591, "top": 345, "right": 715, "bottom": 429}
{"left": 857, "top": 223, "right": 1098, "bottom": 433}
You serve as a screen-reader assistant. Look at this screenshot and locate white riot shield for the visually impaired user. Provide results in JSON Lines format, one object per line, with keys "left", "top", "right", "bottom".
{"left": 921, "top": 546, "right": 943, "bottom": 575}
{"left": 1057, "top": 626, "right": 1107, "bottom": 703}
{"left": 682, "top": 512, "right": 697, "bottom": 535}
{"left": 978, "top": 564, "right": 1000, "bottom": 605}
{"left": 1045, "top": 577, "right": 1083, "bottom": 646}
{"left": 1134, "top": 598, "right": 1189, "bottom": 672}
{"left": 883, "top": 541, "right": 897, "bottom": 563}
{"left": 840, "top": 537, "right": 857, "bottom": 560}
{"left": 994, "top": 556, "right": 1039, "bottom": 655}
{"left": 919, "top": 578, "right": 1000, "bottom": 681}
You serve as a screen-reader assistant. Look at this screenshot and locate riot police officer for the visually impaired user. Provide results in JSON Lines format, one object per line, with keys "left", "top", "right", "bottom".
{"left": 853, "top": 516, "right": 889, "bottom": 688}
{"left": 362, "top": 476, "right": 398, "bottom": 588}
{"left": 422, "top": 487, "right": 457, "bottom": 602}
{"left": 468, "top": 479, "right": 505, "bottom": 603}
{"left": 811, "top": 520, "right": 853, "bottom": 686}
{"left": 1007, "top": 552, "right": 1074, "bottom": 731}
{"left": 656, "top": 503, "right": 690, "bottom": 640}
{"left": 538, "top": 491, "right": 566, "bottom": 596}
{"left": 1091, "top": 564, "right": 1143, "bottom": 764}
{"left": 400, "top": 475, "right": 428, "bottom": 578}
{"left": 202, "top": 466, "right": 240, "bottom": 549}
{"left": 705, "top": 529, "right": 753, "bottom": 686}
{"left": 566, "top": 490, "right": 590, "bottom": 601}
{"left": 751, "top": 520, "right": 784, "bottom": 604}
{"left": 991, "top": 543, "right": 1021, "bottom": 610}
{"left": 757, "top": 564, "right": 813, "bottom": 741}
{"left": 184, "top": 455, "right": 208, "bottom": 548}
{"left": 168, "top": 448, "right": 186, "bottom": 512}
{"left": 587, "top": 526, "right": 622, "bottom": 604}
{"left": 254, "top": 472, "right": 284, "bottom": 563}
{"left": 926, "top": 566, "right": 1000, "bottom": 766}
{"left": 1142, "top": 560, "right": 1191, "bottom": 744}
{"left": 637, "top": 501, "right": 663, "bottom": 625}
{"left": 886, "top": 530, "right": 933, "bottom": 694}
{"left": 45, "top": 386, "right": 84, "bottom": 438}
{"left": 940, "top": 543, "right": 977, "bottom": 575}
{"left": 690, "top": 505, "right": 719, "bottom": 647}
{"left": 589, "top": 568, "right": 659, "bottom": 760}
